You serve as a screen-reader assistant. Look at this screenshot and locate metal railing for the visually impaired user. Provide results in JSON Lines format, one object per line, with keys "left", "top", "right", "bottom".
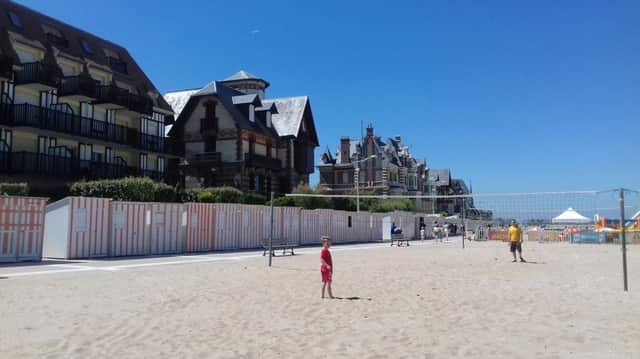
{"left": 245, "top": 153, "right": 282, "bottom": 170}
{"left": 0, "top": 103, "right": 174, "bottom": 152}
{"left": 14, "top": 62, "right": 58, "bottom": 87}
{"left": 0, "top": 151, "right": 175, "bottom": 183}
{"left": 95, "top": 85, "right": 153, "bottom": 115}
{"left": 59, "top": 75, "right": 98, "bottom": 99}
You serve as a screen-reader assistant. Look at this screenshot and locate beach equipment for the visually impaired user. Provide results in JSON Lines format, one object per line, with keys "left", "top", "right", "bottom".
{"left": 0, "top": 195, "right": 47, "bottom": 262}
{"left": 552, "top": 208, "right": 590, "bottom": 224}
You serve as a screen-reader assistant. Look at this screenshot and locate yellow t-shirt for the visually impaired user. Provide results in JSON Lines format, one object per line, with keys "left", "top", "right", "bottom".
{"left": 508, "top": 225, "right": 522, "bottom": 242}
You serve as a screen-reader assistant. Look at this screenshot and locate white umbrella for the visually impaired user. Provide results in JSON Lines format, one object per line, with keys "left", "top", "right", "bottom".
{"left": 552, "top": 207, "right": 590, "bottom": 224}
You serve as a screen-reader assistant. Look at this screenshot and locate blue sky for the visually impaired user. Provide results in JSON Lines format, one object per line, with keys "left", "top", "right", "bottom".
{"left": 19, "top": 0, "right": 640, "bottom": 193}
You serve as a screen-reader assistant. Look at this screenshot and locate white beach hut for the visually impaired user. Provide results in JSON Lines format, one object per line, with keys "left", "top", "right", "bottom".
{"left": 552, "top": 207, "right": 590, "bottom": 224}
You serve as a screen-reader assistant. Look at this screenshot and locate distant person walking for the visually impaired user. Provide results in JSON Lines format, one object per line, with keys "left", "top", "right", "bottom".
{"left": 444, "top": 222, "right": 450, "bottom": 241}
{"left": 320, "top": 236, "right": 334, "bottom": 299}
{"left": 434, "top": 221, "right": 442, "bottom": 242}
{"left": 508, "top": 220, "right": 526, "bottom": 262}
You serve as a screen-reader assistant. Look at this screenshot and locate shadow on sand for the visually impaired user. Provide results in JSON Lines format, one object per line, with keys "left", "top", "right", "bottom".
{"left": 333, "top": 296, "right": 373, "bottom": 301}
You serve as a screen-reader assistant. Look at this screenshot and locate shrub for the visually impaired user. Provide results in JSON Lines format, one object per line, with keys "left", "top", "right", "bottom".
{"left": 208, "top": 186, "right": 243, "bottom": 203}
{"left": 198, "top": 191, "right": 215, "bottom": 203}
{"left": 292, "top": 184, "right": 334, "bottom": 210}
{"left": 370, "top": 198, "right": 416, "bottom": 213}
{"left": 270, "top": 195, "right": 297, "bottom": 207}
{"left": 0, "top": 182, "right": 29, "bottom": 196}
{"left": 178, "top": 188, "right": 202, "bottom": 203}
{"left": 242, "top": 192, "right": 267, "bottom": 205}
{"left": 69, "top": 177, "right": 178, "bottom": 202}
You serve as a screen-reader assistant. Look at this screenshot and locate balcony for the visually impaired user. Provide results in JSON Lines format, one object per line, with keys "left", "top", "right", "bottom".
{"left": 3, "top": 103, "right": 129, "bottom": 146}
{"left": 138, "top": 133, "right": 170, "bottom": 153}
{"left": 14, "top": 62, "right": 59, "bottom": 90}
{"left": 0, "top": 151, "right": 177, "bottom": 184}
{"left": 0, "top": 151, "right": 136, "bottom": 179}
{"left": 185, "top": 152, "right": 221, "bottom": 166}
{"left": 94, "top": 84, "right": 153, "bottom": 115}
{"left": 59, "top": 75, "right": 98, "bottom": 101}
{"left": 245, "top": 153, "right": 282, "bottom": 170}
{"left": 0, "top": 54, "right": 13, "bottom": 80}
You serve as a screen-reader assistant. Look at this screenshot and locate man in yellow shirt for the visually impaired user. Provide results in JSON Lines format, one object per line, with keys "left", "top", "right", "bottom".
{"left": 508, "top": 220, "right": 526, "bottom": 262}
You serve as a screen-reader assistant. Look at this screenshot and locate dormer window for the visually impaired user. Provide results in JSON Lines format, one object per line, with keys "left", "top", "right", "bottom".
{"left": 249, "top": 104, "right": 255, "bottom": 122}
{"left": 80, "top": 39, "right": 93, "bottom": 54}
{"left": 105, "top": 49, "right": 127, "bottom": 74}
{"left": 7, "top": 11, "right": 22, "bottom": 29}
{"left": 42, "top": 24, "right": 67, "bottom": 47}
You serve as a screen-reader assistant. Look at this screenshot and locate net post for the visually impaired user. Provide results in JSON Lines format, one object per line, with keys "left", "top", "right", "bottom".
{"left": 269, "top": 191, "right": 274, "bottom": 267}
{"left": 619, "top": 188, "right": 628, "bottom": 291}
{"left": 462, "top": 197, "right": 466, "bottom": 249}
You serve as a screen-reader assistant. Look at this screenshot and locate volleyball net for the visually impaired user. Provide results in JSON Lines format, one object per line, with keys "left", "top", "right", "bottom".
{"left": 285, "top": 188, "right": 640, "bottom": 239}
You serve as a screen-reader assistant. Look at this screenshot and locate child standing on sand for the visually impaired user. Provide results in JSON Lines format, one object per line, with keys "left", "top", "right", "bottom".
{"left": 320, "top": 236, "right": 334, "bottom": 299}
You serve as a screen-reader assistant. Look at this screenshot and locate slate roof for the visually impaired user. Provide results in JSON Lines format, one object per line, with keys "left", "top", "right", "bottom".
{"left": 164, "top": 72, "right": 317, "bottom": 146}
{"left": 429, "top": 169, "right": 451, "bottom": 186}
{"left": 0, "top": 0, "right": 172, "bottom": 113}
{"left": 222, "top": 70, "right": 270, "bottom": 87}
{"left": 164, "top": 81, "right": 278, "bottom": 138}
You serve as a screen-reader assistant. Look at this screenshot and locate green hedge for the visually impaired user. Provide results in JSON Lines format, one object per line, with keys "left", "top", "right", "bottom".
{"left": 0, "top": 182, "right": 29, "bottom": 196}
{"left": 242, "top": 192, "right": 267, "bottom": 205}
{"left": 69, "top": 177, "right": 177, "bottom": 202}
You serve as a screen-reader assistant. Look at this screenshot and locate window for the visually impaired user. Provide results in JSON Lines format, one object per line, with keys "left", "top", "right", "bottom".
{"left": 40, "top": 91, "right": 58, "bottom": 108}
{"left": 38, "top": 136, "right": 57, "bottom": 154}
{"left": 104, "top": 147, "right": 113, "bottom": 164}
{"left": 341, "top": 172, "right": 349, "bottom": 185}
{"left": 42, "top": 24, "right": 67, "bottom": 47}
{"left": 80, "top": 39, "right": 92, "bottom": 54}
{"left": 103, "top": 48, "right": 120, "bottom": 59}
{"left": 78, "top": 143, "right": 93, "bottom": 162}
{"left": 0, "top": 129, "right": 12, "bottom": 151}
{"left": 157, "top": 157, "right": 165, "bottom": 173}
{"left": 139, "top": 153, "right": 148, "bottom": 170}
{"left": 7, "top": 11, "right": 22, "bottom": 29}
{"left": 348, "top": 216, "right": 352, "bottom": 228}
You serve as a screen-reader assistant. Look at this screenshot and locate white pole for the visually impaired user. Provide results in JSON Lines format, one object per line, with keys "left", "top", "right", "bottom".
{"left": 356, "top": 168, "right": 360, "bottom": 213}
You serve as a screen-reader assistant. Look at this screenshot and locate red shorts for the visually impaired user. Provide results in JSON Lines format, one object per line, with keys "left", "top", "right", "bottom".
{"left": 321, "top": 269, "right": 332, "bottom": 283}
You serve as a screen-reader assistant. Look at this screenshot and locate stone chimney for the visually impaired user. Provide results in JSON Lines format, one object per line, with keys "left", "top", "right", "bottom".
{"left": 340, "top": 136, "right": 350, "bottom": 164}
{"left": 395, "top": 135, "right": 401, "bottom": 143}
{"left": 366, "top": 124, "right": 374, "bottom": 137}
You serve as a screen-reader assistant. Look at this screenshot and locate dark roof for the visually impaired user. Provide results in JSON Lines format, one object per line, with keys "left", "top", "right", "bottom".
{"left": 221, "top": 70, "right": 270, "bottom": 88}
{"left": 232, "top": 93, "right": 261, "bottom": 106}
{"left": 0, "top": 0, "right": 172, "bottom": 113}
{"left": 319, "top": 147, "right": 335, "bottom": 165}
{"left": 429, "top": 169, "right": 451, "bottom": 186}
{"left": 169, "top": 81, "right": 279, "bottom": 138}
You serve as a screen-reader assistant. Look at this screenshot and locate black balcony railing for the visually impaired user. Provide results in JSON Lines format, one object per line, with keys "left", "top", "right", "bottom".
{"left": 245, "top": 153, "right": 282, "bottom": 170}
{"left": 139, "top": 133, "right": 169, "bottom": 153}
{"left": 0, "top": 151, "right": 176, "bottom": 184}
{"left": 186, "top": 152, "right": 221, "bottom": 165}
{"left": 59, "top": 75, "right": 98, "bottom": 99}
{"left": 94, "top": 85, "right": 153, "bottom": 115}
{"left": 0, "top": 54, "right": 13, "bottom": 79}
{"left": 3, "top": 103, "right": 130, "bottom": 146}
{"left": 15, "top": 62, "right": 59, "bottom": 87}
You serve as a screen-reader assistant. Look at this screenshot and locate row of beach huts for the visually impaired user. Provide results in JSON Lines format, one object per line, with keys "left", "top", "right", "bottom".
{"left": 1, "top": 195, "right": 478, "bottom": 263}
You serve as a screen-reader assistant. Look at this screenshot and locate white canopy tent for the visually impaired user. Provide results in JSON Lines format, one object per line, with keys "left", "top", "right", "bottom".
{"left": 552, "top": 207, "right": 591, "bottom": 224}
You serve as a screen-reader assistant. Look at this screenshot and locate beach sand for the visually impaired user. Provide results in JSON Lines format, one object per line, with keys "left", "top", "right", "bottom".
{"left": 1, "top": 240, "right": 638, "bottom": 358}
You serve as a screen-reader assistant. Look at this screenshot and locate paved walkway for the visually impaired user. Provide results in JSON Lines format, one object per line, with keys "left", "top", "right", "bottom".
{"left": 0, "top": 237, "right": 464, "bottom": 279}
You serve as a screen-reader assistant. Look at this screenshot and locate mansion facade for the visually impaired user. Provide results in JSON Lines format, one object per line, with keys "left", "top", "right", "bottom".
{"left": 164, "top": 71, "right": 318, "bottom": 195}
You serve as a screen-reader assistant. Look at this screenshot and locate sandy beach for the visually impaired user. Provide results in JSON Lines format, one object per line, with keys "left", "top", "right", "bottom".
{"left": 1, "top": 240, "right": 638, "bottom": 358}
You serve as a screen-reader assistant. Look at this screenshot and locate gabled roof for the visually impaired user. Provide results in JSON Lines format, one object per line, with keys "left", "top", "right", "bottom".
{"left": 164, "top": 81, "right": 278, "bottom": 138}
{"left": 232, "top": 93, "right": 261, "bottom": 106}
{"left": 164, "top": 88, "right": 199, "bottom": 118}
{"left": 319, "top": 147, "right": 336, "bottom": 165}
{"left": 262, "top": 96, "right": 319, "bottom": 145}
{"left": 429, "top": 169, "right": 451, "bottom": 186}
